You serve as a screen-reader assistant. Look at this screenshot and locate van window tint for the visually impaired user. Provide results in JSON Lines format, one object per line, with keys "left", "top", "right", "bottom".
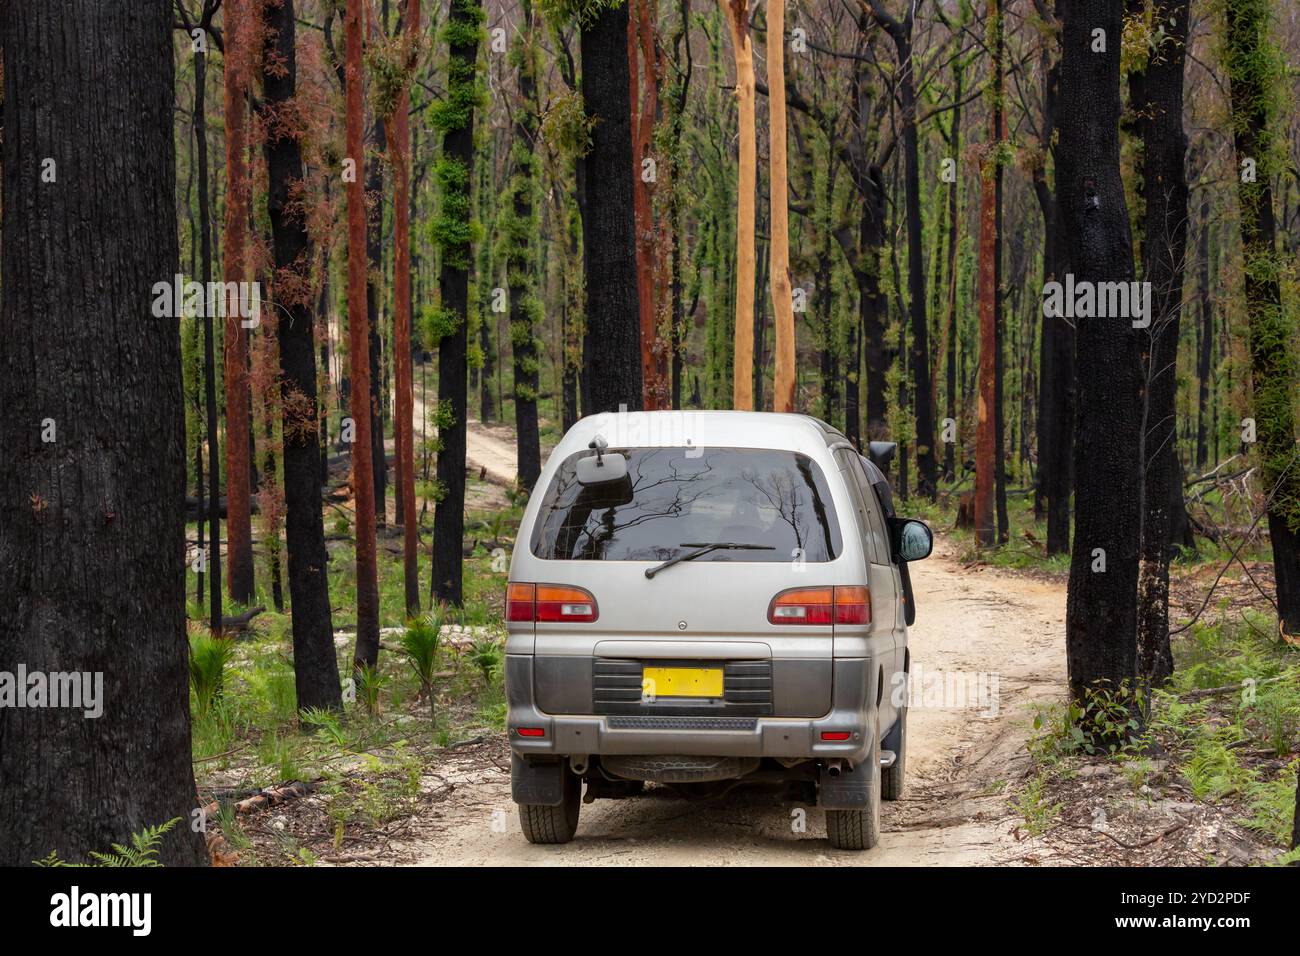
{"left": 530, "top": 447, "right": 843, "bottom": 562}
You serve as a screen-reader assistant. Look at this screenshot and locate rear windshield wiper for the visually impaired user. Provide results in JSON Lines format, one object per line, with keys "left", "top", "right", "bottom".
{"left": 644, "top": 542, "right": 776, "bottom": 579}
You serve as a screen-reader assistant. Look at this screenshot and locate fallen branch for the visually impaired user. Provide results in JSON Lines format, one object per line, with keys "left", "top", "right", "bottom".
{"left": 222, "top": 605, "right": 266, "bottom": 632}
{"left": 198, "top": 779, "right": 319, "bottom": 819}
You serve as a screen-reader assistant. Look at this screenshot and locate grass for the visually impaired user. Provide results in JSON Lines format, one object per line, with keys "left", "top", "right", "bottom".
{"left": 183, "top": 483, "right": 521, "bottom": 864}
{"left": 1022, "top": 614, "right": 1299, "bottom": 860}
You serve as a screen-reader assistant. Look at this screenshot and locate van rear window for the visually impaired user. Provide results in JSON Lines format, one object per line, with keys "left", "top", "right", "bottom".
{"left": 530, "top": 447, "right": 842, "bottom": 562}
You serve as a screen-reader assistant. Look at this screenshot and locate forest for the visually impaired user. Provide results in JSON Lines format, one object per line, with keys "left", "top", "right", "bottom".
{"left": 1, "top": 0, "right": 1298, "bottom": 870}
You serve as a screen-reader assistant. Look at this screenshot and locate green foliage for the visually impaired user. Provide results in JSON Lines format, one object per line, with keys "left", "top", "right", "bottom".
{"left": 467, "top": 636, "right": 503, "bottom": 684}
{"left": 539, "top": 89, "right": 595, "bottom": 158}
{"left": 1013, "top": 772, "right": 1062, "bottom": 836}
{"left": 354, "top": 663, "right": 390, "bottom": 716}
{"left": 189, "top": 632, "right": 234, "bottom": 717}
{"left": 36, "top": 818, "right": 182, "bottom": 868}
{"left": 540, "top": 0, "right": 625, "bottom": 29}
{"left": 400, "top": 611, "right": 443, "bottom": 719}
{"left": 1184, "top": 738, "right": 1255, "bottom": 801}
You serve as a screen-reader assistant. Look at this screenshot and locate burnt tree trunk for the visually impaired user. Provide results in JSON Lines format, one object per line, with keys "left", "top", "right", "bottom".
{"left": 223, "top": 0, "right": 256, "bottom": 606}
{"left": 366, "top": 115, "right": 388, "bottom": 526}
{"left": 1135, "top": 0, "right": 1190, "bottom": 687}
{"left": 1225, "top": 0, "right": 1300, "bottom": 633}
{"left": 0, "top": 0, "right": 208, "bottom": 865}
{"left": 262, "top": 0, "right": 344, "bottom": 713}
{"left": 429, "top": 0, "right": 482, "bottom": 606}
{"left": 579, "top": 3, "right": 643, "bottom": 412}
{"left": 193, "top": 23, "right": 225, "bottom": 633}
{"left": 1058, "top": 0, "right": 1143, "bottom": 703}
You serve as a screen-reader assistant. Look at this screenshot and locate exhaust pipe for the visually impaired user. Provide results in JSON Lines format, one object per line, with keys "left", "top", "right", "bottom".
{"left": 825, "top": 759, "right": 844, "bottom": 778}
{"left": 570, "top": 756, "right": 589, "bottom": 776}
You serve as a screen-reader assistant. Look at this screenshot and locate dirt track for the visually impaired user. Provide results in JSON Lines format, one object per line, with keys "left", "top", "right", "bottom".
{"left": 406, "top": 511, "right": 1068, "bottom": 866}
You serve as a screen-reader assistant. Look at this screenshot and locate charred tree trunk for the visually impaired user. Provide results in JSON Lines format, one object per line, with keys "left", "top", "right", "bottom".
{"left": 1058, "top": 0, "right": 1142, "bottom": 703}
{"left": 1225, "top": 0, "right": 1300, "bottom": 633}
{"left": 1135, "top": 0, "right": 1190, "bottom": 687}
{"left": 870, "top": 0, "right": 936, "bottom": 496}
{"left": 430, "top": 0, "right": 482, "bottom": 606}
{"left": 1194, "top": 193, "right": 1213, "bottom": 469}
{"left": 943, "top": 64, "right": 963, "bottom": 483}
{"left": 262, "top": 0, "right": 344, "bottom": 712}
{"left": 193, "top": 20, "right": 224, "bottom": 634}
{"left": 224, "top": 0, "right": 256, "bottom": 606}
{"left": 366, "top": 115, "right": 388, "bottom": 527}
{"left": 0, "top": 0, "right": 208, "bottom": 865}
{"left": 392, "top": 0, "right": 421, "bottom": 617}
{"left": 580, "top": 2, "right": 643, "bottom": 412}
{"left": 510, "top": 0, "right": 542, "bottom": 491}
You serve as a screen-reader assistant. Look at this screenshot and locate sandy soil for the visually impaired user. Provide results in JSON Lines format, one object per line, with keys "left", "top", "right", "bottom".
{"left": 404, "top": 531, "right": 1068, "bottom": 866}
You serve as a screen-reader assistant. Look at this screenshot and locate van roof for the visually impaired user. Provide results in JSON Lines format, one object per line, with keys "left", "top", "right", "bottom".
{"left": 553, "top": 410, "right": 849, "bottom": 461}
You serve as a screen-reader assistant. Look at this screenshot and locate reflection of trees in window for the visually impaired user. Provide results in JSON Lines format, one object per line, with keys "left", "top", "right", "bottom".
{"left": 797, "top": 456, "right": 835, "bottom": 557}
{"left": 553, "top": 450, "right": 714, "bottom": 559}
{"left": 744, "top": 467, "right": 805, "bottom": 555}
{"left": 531, "top": 448, "right": 839, "bottom": 561}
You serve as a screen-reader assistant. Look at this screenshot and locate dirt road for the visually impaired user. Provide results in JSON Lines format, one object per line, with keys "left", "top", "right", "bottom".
{"left": 407, "top": 521, "right": 1068, "bottom": 866}
{"left": 409, "top": 385, "right": 519, "bottom": 488}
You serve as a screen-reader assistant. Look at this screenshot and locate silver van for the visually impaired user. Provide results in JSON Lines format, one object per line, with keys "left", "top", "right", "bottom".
{"left": 504, "top": 411, "right": 932, "bottom": 850}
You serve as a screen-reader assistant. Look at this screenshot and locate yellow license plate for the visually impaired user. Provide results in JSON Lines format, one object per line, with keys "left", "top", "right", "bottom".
{"left": 642, "top": 666, "right": 723, "bottom": 699}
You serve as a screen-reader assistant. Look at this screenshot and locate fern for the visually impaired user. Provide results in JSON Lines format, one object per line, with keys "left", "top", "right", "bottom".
{"left": 35, "top": 817, "right": 182, "bottom": 867}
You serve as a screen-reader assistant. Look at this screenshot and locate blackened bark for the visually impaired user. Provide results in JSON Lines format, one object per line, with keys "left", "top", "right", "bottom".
{"left": 430, "top": 5, "right": 481, "bottom": 607}
{"left": 871, "top": 4, "right": 937, "bottom": 497}
{"left": 366, "top": 117, "right": 388, "bottom": 525}
{"left": 943, "top": 65, "right": 962, "bottom": 482}
{"left": 194, "top": 30, "right": 225, "bottom": 632}
{"left": 1135, "top": 0, "right": 1190, "bottom": 686}
{"left": 579, "top": 4, "right": 643, "bottom": 412}
{"left": 0, "top": 0, "right": 207, "bottom": 865}
{"left": 1194, "top": 194, "right": 1213, "bottom": 468}
{"left": 262, "top": 0, "right": 343, "bottom": 713}
{"left": 1058, "top": 0, "right": 1142, "bottom": 702}
{"left": 1225, "top": 0, "right": 1300, "bottom": 633}
{"left": 1032, "top": 42, "right": 1074, "bottom": 554}
{"left": 510, "top": 7, "right": 541, "bottom": 491}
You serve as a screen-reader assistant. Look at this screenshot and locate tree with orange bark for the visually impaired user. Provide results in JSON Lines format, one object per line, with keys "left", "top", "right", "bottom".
{"left": 722, "top": 0, "right": 756, "bottom": 411}
{"left": 224, "top": 0, "right": 256, "bottom": 604}
{"left": 973, "top": 0, "right": 1002, "bottom": 549}
{"left": 345, "top": 0, "right": 381, "bottom": 669}
{"left": 767, "top": 0, "right": 795, "bottom": 413}
{"left": 630, "top": 0, "right": 669, "bottom": 409}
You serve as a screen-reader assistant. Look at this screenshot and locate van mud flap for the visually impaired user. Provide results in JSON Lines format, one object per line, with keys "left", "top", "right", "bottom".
{"left": 511, "top": 753, "right": 566, "bottom": 806}
{"left": 818, "top": 759, "right": 875, "bottom": 810}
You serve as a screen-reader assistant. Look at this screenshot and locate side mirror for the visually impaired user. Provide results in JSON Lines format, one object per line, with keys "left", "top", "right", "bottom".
{"left": 867, "top": 441, "right": 898, "bottom": 470}
{"left": 576, "top": 437, "right": 629, "bottom": 486}
{"left": 890, "top": 517, "right": 933, "bottom": 562}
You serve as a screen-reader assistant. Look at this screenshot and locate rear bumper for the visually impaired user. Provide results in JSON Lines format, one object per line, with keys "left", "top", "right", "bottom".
{"left": 505, "top": 654, "right": 874, "bottom": 763}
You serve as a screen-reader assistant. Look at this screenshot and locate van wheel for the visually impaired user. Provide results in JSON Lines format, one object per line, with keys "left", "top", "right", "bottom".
{"left": 518, "top": 765, "right": 582, "bottom": 844}
{"left": 825, "top": 746, "right": 881, "bottom": 851}
{"left": 882, "top": 708, "right": 906, "bottom": 801}
{"left": 826, "top": 800, "right": 880, "bottom": 851}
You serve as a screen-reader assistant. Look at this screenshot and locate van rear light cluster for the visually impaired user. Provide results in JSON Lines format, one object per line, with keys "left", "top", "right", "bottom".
{"left": 768, "top": 586, "right": 871, "bottom": 625}
{"left": 506, "top": 583, "right": 598, "bottom": 623}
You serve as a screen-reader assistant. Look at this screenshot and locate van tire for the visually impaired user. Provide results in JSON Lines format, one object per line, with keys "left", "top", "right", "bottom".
{"left": 518, "top": 766, "right": 582, "bottom": 844}
{"left": 826, "top": 801, "right": 880, "bottom": 851}
{"left": 881, "top": 708, "right": 906, "bottom": 801}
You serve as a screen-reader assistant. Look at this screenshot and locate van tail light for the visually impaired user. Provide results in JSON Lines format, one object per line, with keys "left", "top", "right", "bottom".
{"left": 506, "top": 583, "right": 536, "bottom": 622}
{"left": 768, "top": 586, "right": 871, "bottom": 626}
{"left": 506, "top": 582, "right": 598, "bottom": 623}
